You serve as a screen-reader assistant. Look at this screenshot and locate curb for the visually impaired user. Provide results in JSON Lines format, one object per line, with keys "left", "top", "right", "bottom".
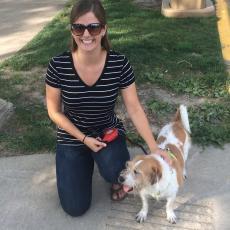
{"left": 216, "top": 0, "right": 230, "bottom": 63}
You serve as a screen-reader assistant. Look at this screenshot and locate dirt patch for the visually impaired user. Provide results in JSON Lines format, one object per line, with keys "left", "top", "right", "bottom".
{"left": 0, "top": 68, "right": 222, "bottom": 157}
{"left": 137, "top": 83, "right": 221, "bottom": 106}
{"left": 115, "top": 82, "right": 222, "bottom": 137}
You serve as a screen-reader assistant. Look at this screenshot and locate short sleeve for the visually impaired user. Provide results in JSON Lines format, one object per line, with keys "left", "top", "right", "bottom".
{"left": 45, "top": 58, "right": 61, "bottom": 88}
{"left": 120, "top": 56, "right": 135, "bottom": 89}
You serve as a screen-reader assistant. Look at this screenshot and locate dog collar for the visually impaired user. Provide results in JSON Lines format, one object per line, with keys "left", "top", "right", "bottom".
{"left": 166, "top": 148, "right": 177, "bottom": 161}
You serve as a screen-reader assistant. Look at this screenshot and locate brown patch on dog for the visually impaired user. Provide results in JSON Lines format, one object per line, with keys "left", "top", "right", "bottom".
{"left": 138, "top": 157, "right": 162, "bottom": 185}
{"left": 125, "top": 155, "right": 147, "bottom": 176}
{"left": 157, "top": 136, "right": 166, "bottom": 145}
{"left": 172, "top": 108, "right": 181, "bottom": 122}
{"left": 166, "top": 144, "right": 184, "bottom": 186}
{"left": 133, "top": 154, "right": 147, "bottom": 162}
{"left": 172, "top": 122, "right": 186, "bottom": 144}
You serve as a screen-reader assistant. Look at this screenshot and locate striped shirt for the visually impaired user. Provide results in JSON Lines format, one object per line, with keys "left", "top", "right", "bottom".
{"left": 45, "top": 50, "right": 135, "bottom": 146}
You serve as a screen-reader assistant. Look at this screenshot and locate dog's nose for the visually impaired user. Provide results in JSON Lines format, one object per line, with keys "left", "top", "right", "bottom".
{"left": 118, "top": 175, "right": 125, "bottom": 183}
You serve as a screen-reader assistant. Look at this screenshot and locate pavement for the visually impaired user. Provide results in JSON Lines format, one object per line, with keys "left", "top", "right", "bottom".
{"left": 0, "top": 0, "right": 230, "bottom": 230}
{"left": 0, "top": 0, "right": 68, "bottom": 61}
{"left": 0, "top": 145, "right": 230, "bottom": 230}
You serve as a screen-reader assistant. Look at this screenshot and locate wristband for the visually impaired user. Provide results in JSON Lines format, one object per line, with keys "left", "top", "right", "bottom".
{"left": 82, "top": 135, "right": 87, "bottom": 143}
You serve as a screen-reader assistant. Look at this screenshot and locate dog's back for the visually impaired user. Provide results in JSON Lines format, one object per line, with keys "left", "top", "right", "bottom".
{"left": 157, "top": 105, "right": 191, "bottom": 158}
{"left": 157, "top": 105, "right": 191, "bottom": 184}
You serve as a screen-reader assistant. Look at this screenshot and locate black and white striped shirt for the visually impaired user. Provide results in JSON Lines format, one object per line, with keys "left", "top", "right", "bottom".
{"left": 45, "top": 50, "right": 135, "bottom": 146}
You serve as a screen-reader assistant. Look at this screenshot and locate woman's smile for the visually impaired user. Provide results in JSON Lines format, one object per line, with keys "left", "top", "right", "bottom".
{"left": 80, "top": 39, "right": 94, "bottom": 45}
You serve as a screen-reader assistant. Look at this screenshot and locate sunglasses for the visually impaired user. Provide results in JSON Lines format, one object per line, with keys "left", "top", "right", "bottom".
{"left": 71, "top": 23, "right": 104, "bottom": 36}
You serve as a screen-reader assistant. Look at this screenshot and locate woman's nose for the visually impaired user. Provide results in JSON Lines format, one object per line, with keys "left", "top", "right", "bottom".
{"left": 83, "top": 28, "right": 91, "bottom": 37}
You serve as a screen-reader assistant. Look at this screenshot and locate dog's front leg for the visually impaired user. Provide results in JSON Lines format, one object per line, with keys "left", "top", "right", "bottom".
{"left": 135, "top": 190, "right": 148, "bottom": 223}
{"left": 166, "top": 195, "right": 177, "bottom": 224}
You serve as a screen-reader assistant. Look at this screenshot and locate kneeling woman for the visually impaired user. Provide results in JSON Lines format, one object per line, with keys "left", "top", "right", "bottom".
{"left": 45, "top": 0, "right": 169, "bottom": 217}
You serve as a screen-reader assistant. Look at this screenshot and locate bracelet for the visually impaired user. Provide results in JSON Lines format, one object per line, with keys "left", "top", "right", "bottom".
{"left": 82, "top": 135, "right": 87, "bottom": 143}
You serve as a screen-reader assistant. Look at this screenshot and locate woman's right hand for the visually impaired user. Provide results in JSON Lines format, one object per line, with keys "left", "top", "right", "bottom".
{"left": 84, "top": 136, "right": 107, "bottom": 152}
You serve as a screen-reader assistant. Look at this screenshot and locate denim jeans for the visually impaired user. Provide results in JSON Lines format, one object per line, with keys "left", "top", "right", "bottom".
{"left": 56, "top": 135, "right": 130, "bottom": 217}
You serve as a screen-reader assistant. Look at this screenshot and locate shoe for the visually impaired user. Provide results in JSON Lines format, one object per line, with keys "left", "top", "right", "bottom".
{"left": 110, "top": 184, "right": 128, "bottom": 201}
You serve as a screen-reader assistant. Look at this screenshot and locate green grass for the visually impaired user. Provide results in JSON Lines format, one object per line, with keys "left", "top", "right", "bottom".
{"left": 148, "top": 99, "right": 230, "bottom": 147}
{"left": 189, "top": 102, "right": 230, "bottom": 146}
{"left": 0, "top": 71, "right": 56, "bottom": 153}
{"left": 0, "top": 0, "right": 229, "bottom": 153}
{"left": 2, "top": 0, "right": 228, "bottom": 98}
{"left": 0, "top": 104, "right": 55, "bottom": 152}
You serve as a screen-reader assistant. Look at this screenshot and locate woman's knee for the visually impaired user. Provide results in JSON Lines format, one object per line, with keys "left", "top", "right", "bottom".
{"left": 59, "top": 196, "right": 91, "bottom": 217}
{"left": 56, "top": 144, "right": 94, "bottom": 216}
{"left": 62, "top": 204, "right": 90, "bottom": 217}
{"left": 99, "top": 162, "right": 125, "bottom": 183}
{"left": 94, "top": 136, "right": 130, "bottom": 183}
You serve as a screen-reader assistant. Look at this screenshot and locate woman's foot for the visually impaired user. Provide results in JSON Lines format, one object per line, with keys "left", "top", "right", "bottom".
{"left": 111, "top": 183, "right": 128, "bottom": 201}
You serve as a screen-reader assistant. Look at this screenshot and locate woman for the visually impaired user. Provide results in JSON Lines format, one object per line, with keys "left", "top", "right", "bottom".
{"left": 46, "top": 0, "right": 170, "bottom": 217}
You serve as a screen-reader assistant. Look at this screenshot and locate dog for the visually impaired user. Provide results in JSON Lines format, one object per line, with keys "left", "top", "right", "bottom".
{"left": 119, "top": 105, "right": 191, "bottom": 224}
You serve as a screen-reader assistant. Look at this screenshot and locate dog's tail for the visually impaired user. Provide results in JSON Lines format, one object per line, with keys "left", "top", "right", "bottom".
{"left": 174, "top": 105, "right": 191, "bottom": 134}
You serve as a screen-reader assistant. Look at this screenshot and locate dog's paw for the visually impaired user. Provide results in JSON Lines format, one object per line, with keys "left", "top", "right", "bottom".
{"left": 135, "top": 210, "right": 147, "bottom": 223}
{"left": 167, "top": 211, "right": 177, "bottom": 224}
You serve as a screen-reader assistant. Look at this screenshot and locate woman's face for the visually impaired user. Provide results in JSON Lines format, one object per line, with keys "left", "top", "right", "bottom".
{"left": 71, "top": 11, "right": 106, "bottom": 53}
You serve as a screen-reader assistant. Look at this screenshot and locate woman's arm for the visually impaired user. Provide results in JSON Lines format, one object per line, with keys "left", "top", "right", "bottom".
{"left": 46, "top": 84, "right": 106, "bottom": 151}
{"left": 121, "top": 83, "right": 158, "bottom": 152}
{"left": 121, "top": 83, "right": 171, "bottom": 164}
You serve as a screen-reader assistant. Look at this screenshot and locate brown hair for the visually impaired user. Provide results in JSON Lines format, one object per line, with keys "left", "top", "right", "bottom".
{"left": 70, "top": 0, "right": 111, "bottom": 52}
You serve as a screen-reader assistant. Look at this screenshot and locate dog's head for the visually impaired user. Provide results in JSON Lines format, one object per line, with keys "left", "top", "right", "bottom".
{"left": 119, "top": 155, "right": 162, "bottom": 192}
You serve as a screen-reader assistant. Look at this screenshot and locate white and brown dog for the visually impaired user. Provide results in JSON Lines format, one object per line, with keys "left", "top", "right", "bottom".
{"left": 119, "top": 105, "right": 191, "bottom": 224}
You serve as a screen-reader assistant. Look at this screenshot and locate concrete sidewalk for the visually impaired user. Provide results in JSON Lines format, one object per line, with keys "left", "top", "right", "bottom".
{"left": 0, "top": 0, "right": 230, "bottom": 229}
{"left": 0, "top": 145, "right": 230, "bottom": 230}
{"left": 0, "top": 0, "right": 67, "bottom": 61}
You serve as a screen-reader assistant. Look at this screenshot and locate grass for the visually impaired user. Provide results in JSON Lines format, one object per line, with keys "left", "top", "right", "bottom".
{"left": 0, "top": 69, "right": 56, "bottom": 153}
{"left": 0, "top": 0, "right": 229, "bottom": 153}
{"left": 148, "top": 99, "right": 230, "bottom": 146}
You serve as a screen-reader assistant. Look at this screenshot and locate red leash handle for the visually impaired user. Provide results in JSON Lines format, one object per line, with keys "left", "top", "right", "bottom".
{"left": 102, "top": 128, "right": 118, "bottom": 143}
{"left": 101, "top": 128, "right": 148, "bottom": 155}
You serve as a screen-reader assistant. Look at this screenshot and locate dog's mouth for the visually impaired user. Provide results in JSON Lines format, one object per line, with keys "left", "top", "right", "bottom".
{"left": 123, "top": 185, "right": 133, "bottom": 193}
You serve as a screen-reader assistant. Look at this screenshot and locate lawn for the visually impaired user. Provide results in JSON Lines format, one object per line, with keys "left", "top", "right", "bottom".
{"left": 0, "top": 0, "right": 229, "bottom": 153}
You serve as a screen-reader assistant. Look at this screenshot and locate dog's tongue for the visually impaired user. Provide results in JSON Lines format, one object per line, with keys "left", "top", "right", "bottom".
{"left": 123, "top": 185, "right": 133, "bottom": 192}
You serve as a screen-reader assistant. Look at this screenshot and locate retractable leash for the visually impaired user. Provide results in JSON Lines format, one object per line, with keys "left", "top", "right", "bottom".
{"left": 101, "top": 128, "right": 148, "bottom": 155}
{"left": 102, "top": 128, "right": 119, "bottom": 143}
{"left": 102, "top": 128, "right": 174, "bottom": 164}
{"left": 125, "top": 136, "right": 148, "bottom": 155}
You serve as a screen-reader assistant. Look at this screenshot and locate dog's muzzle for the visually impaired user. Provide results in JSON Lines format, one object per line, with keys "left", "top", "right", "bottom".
{"left": 118, "top": 175, "right": 133, "bottom": 192}
{"left": 118, "top": 175, "right": 125, "bottom": 183}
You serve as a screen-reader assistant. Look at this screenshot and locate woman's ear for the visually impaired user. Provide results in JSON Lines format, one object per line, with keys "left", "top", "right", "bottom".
{"left": 102, "top": 25, "right": 108, "bottom": 36}
{"left": 71, "top": 31, "right": 75, "bottom": 38}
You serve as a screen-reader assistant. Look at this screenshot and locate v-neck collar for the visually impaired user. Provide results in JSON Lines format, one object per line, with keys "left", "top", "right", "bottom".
{"left": 70, "top": 50, "right": 109, "bottom": 88}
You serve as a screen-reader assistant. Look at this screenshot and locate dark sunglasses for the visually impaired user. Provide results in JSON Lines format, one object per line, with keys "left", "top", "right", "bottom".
{"left": 71, "top": 23, "right": 104, "bottom": 36}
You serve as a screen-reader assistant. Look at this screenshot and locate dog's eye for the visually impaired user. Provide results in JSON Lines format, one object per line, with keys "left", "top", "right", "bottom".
{"left": 134, "top": 170, "right": 139, "bottom": 175}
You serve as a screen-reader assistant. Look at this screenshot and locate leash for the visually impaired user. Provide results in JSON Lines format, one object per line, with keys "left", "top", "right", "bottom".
{"left": 87, "top": 127, "right": 149, "bottom": 155}
{"left": 125, "top": 136, "right": 148, "bottom": 155}
{"left": 90, "top": 128, "right": 177, "bottom": 163}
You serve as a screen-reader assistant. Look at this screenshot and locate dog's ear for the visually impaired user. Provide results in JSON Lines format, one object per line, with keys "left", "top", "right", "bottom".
{"left": 150, "top": 167, "right": 162, "bottom": 185}
{"left": 133, "top": 155, "right": 146, "bottom": 162}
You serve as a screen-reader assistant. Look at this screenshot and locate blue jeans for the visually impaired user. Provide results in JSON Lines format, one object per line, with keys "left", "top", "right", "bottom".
{"left": 56, "top": 135, "right": 130, "bottom": 217}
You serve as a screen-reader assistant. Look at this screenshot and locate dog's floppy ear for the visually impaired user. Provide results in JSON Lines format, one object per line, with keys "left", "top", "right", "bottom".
{"left": 150, "top": 167, "right": 162, "bottom": 185}
{"left": 133, "top": 155, "right": 146, "bottom": 162}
